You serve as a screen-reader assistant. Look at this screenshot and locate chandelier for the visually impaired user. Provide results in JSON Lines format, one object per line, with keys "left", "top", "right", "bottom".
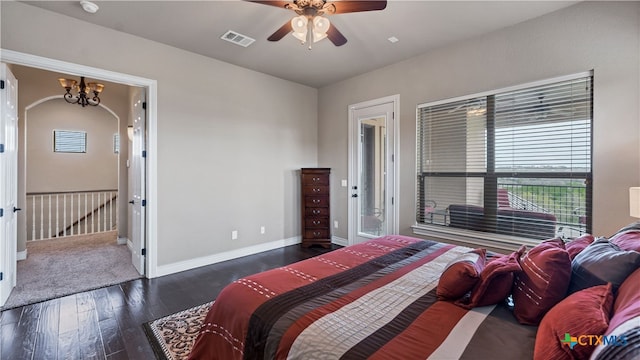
{"left": 58, "top": 76, "right": 104, "bottom": 107}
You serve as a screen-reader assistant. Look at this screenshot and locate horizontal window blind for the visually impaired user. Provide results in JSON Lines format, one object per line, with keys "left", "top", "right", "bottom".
{"left": 54, "top": 130, "right": 87, "bottom": 153}
{"left": 417, "top": 73, "right": 592, "bottom": 240}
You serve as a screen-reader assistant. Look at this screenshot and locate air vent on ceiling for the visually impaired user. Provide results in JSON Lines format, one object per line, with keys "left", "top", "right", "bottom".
{"left": 221, "top": 30, "right": 255, "bottom": 48}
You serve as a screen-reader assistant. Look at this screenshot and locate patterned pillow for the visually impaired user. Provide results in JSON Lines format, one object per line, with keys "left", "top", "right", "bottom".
{"left": 534, "top": 283, "right": 614, "bottom": 360}
{"left": 456, "top": 245, "right": 525, "bottom": 309}
{"left": 590, "top": 267, "right": 640, "bottom": 360}
{"left": 568, "top": 238, "right": 640, "bottom": 294}
{"left": 513, "top": 238, "right": 572, "bottom": 325}
{"left": 565, "top": 234, "right": 595, "bottom": 260}
{"left": 437, "top": 248, "right": 486, "bottom": 301}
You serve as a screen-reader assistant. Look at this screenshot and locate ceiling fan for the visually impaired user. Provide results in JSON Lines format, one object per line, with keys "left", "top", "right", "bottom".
{"left": 247, "top": 0, "right": 387, "bottom": 48}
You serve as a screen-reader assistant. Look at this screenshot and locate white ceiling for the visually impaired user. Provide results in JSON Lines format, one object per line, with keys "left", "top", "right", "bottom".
{"left": 21, "top": 1, "right": 578, "bottom": 88}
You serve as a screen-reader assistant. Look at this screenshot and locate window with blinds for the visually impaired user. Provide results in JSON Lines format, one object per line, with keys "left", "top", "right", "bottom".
{"left": 113, "top": 133, "right": 120, "bottom": 154}
{"left": 416, "top": 73, "right": 592, "bottom": 241}
{"left": 53, "top": 130, "right": 87, "bottom": 153}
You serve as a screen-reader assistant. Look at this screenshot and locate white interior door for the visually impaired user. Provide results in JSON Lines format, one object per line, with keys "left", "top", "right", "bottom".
{"left": 130, "top": 90, "right": 146, "bottom": 275}
{"left": 349, "top": 96, "right": 397, "bottom": 245}
{"left": 0, "top": 63, "right": 18, "bottom": 306}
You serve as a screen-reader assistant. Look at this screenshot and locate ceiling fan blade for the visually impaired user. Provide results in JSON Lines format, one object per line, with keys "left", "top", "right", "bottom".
{"left": 331, "top": 0, "right": 387, "bottom": 14}
{"left": 267, "top": 21, "right": 293, "bottom": 41}
{"left": 245, "top": 1, "right": 292, "bottom": 9}
{"left": 326, "top": 25, "right": 347, "bottom": 46}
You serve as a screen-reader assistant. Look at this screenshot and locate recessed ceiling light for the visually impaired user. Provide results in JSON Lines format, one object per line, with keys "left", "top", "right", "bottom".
{"left": 80, "top": 0, "right": 99, "bottom": 14}
{"left": 388, "top": 36, "right": 399, "bottom": 44}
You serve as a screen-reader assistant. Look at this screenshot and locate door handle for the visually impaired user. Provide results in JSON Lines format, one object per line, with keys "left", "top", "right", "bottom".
{"left": 352, "top": 194, "right": 358, "bottom": 198}
{"left": 13, "top": 207, "right": 22, "bottom": 212}
{"left": 129, "top": 200, "right": 135, "bottom": 204}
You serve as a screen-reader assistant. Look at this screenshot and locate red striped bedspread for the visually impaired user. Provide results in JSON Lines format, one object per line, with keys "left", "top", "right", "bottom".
{"left": 188, "top": 235, "right": 537, "bottom": 359}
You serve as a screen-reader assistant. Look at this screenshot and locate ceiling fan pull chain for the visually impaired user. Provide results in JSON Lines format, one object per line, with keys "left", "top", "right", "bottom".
{"left": 307, "top": 21, "right": 313, "bottom": 50}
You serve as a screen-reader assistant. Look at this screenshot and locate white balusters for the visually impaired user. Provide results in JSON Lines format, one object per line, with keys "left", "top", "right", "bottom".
{"left": 31, "top": 196, "right": 36, "bottom": 241}
{"left": 84, "top": 193, "right": 88, "bottom": 234}
{"left": 26, "top": 190, "right": 118, "bottom": 241}
{"left": 53, "top": 193, "right": 57, "bottom": 238}
{"left": 39, "top": 195, "right": 42, "bottom": 239}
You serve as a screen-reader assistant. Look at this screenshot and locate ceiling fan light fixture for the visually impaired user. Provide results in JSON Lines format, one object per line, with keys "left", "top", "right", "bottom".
{"left": 312, "top": 31, "right": 327, "bottom": 43}
{"left": 253, "top": 0, "right": 387, "bottom": 48}
{"left": 313, "top": 16, "right": 330, "bottom": 34}
{"left": 292, "top": 31, "right": 307, "bottom": 43}
{"left": 291, "top": 15, "right": 308, "bottom": 33}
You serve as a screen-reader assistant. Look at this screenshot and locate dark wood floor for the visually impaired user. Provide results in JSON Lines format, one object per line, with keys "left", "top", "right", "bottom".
{"left": 0, "top": 243, "right": 340, "bottom": 360}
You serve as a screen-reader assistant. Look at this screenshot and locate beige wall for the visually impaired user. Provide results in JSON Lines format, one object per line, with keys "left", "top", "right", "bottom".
{"left": 1, "top": 1, "right": 318, "bottom": 266}
{"left": 318, "top": 1, "right": 640, "bottom": 239}
{"left": 10, "top": 65, "right": 131, "bottom": 251}
{"left": 26, "top": 100, "right": 118, "bottom": 192}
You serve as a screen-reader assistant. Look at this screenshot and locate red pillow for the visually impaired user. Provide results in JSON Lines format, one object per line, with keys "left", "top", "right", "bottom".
{"left": 565, "top": 234, "right": 595, "bottom": 260}
{"left": 534, "top": 283, "right": 614, "bottom": 360}
{"left": 611, "top": 267, "right": 640, "bottom": 326}
{"left": 456, "top": 245, "right": 525, "bottom": 309}
{"left": 609, "top": 228, "right": 640, "bottom": 252}
{"left": 590, "top": 268, "right": 640, "bottom": 359}
{"left": 513, "top": 238, "right": 572, "bottom": 325}
{"left": 437, "top": 248, "right": 486, "bottom": 301}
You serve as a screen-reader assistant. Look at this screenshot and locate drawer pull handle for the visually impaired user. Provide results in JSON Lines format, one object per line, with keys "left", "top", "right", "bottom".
{"left": 313, "top": 231, "right": 321, "bottom": 236}
{"left": 313, "top": 220, "right": 320, "bottom": 225}
{"left": 313, "top": 188, "right": 321, "bottom": 192}
{"left": 312, "top": 199, "right": 321, "bottom": 204}
{"left": 313, "top": 210, "right": 320, "bottom": 214}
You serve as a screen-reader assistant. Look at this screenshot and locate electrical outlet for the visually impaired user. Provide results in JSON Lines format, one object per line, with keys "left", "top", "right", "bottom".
{"left": 260, "top": 226, "right": 265, "bottom": 234}
{"left": 231, "top": 230, "right": 238, "bottom": 240}
{"left": 341, "top": 179, "right": 347, "bottom": 187}
{"left": 334, "top": 221, "right": 339, "bottom": 228}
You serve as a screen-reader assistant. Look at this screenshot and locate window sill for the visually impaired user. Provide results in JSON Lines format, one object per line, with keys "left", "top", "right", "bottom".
{"left": 411, "top": 223, "right": 542, "bottom": 254}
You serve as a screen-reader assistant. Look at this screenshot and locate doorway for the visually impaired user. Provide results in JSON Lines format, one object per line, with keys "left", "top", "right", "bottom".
{"left": 0, "top": 49, "right": 158, "bottom": 307}
{"left": 348, "top": 95, "right": 399, "bottom": 245}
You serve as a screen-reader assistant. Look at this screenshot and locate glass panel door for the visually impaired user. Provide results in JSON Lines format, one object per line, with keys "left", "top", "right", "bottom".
{"left": 358, "top": 116, "right": 386, "bottom": 237}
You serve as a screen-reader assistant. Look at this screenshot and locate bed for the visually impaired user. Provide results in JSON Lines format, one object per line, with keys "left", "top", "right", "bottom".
{"left": 188, "top": 235, "right": 537, "bottom": 359}
{"left": 188, "top": 231, "right": 640, "bottom": 360}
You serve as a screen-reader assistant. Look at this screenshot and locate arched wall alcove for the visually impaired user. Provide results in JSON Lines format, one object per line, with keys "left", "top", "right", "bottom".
{"left": 23, "top": 96, "right": 121, "bottom": 242}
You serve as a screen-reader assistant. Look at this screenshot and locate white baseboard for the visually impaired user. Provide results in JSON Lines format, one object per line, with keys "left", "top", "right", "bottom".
{"left": 117, "top": 237, "right": 128, "bottom": 245}
{"left": 17, "top": 249, "right": 27, "bottom": 261}
{"left": 126, "top": 239, "right": 133, "bottom": 252}
{"left": 155, "top": 236, "right": 302, "bottom": 277}
{"left": 331, "top": 236, "right": 348, "bottom": 247}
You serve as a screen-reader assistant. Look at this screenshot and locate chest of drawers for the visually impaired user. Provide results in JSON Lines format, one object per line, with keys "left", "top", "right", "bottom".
{"left": 300, "top": 168, "right": 331, "bottom": 248}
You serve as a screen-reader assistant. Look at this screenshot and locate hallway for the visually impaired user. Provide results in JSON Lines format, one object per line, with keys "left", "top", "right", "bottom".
{"left": 2, "top": 232, "right": 140, "bottom": 310}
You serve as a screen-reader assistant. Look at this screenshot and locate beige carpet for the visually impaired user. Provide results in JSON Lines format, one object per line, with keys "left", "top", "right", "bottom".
{"left": 1, "top": 231, "right": 142, "bottom": 310}
{"left": 144, "top": 301, "right": 214, "bottom": 360}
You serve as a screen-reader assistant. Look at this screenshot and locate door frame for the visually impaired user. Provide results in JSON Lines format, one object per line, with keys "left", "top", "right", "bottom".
{"left": 0, "top": 49, "right": 160, "bottom": 278}
{"left": 347, "top": 94, "right": 400, "bottom": 245}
